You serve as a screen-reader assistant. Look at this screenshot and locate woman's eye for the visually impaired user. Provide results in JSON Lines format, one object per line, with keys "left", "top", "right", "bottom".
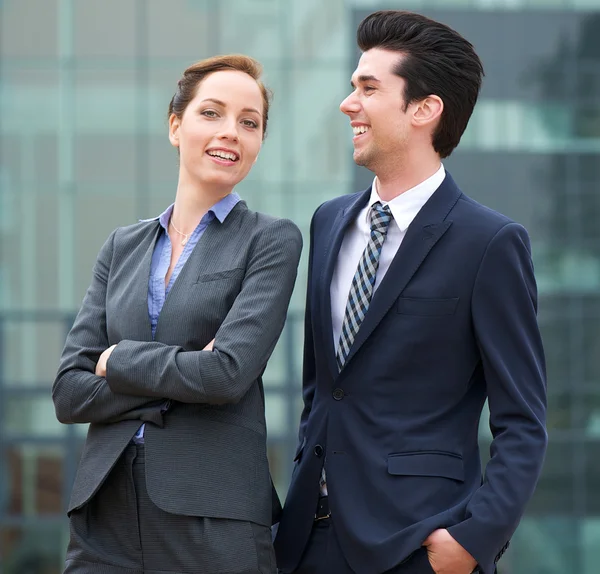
{"left": 243, "top": 120, "right": 258, "bottom": 128}
{"left": 201, "top": 110, "right": 218, "bottom": 118}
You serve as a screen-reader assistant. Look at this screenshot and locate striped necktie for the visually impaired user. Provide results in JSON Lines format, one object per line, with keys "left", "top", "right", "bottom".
{"left": 335, "top": 201, "right": 393, "bottom": 370}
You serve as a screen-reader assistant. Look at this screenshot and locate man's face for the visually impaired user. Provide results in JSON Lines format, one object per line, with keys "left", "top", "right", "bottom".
{"left": 340, "top": 49, "right": 412, "bottom": 172}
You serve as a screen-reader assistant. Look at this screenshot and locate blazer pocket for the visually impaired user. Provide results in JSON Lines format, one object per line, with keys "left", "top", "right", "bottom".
{"left": 195, "top": 268, "right": 244, "bottom": 283}
{"left": 397, "top": 297, "right": 459, "bottom": 316}
{"left": 293, "top": 437, "right": 307, "bottom": 462}
{"left": 387, "top": 451, "right": 464, "bottom": 482}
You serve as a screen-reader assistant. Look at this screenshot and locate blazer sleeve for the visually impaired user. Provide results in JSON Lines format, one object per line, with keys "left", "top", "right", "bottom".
{"left": 105, "top": 218, "right": 303, "bottom": 405}
{"left": 447, "top": 222, "right": 548, "bottom": 574}
{"left": 52, "top": 229, "right": 167, "bottom": 425}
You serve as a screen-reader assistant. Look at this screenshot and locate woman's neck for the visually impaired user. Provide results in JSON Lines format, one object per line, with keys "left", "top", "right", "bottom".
{"left": 170, "top": 181, "right": 232, "bottom": 233}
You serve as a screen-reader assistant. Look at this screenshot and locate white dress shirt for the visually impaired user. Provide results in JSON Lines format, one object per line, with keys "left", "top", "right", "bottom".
{"left": 330, "top": 164, "right": 446, "bottom": 350}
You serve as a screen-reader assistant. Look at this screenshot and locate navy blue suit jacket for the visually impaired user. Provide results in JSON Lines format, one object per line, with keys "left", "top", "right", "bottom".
{"left": 274, "top": 173, "right": 547, "bottom": 574}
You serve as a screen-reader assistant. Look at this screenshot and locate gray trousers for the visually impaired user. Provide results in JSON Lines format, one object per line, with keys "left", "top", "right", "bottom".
{"left": 64, "top": 444, "right": 276, "bottom": 574}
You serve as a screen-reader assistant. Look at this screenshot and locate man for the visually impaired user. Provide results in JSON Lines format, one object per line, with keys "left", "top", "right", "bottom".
{"left": 274, "top": 10, "right": 547, "bottom": 574}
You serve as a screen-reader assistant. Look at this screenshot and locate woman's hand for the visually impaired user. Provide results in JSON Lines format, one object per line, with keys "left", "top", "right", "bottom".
{"left": 203, "top": 339, "right": 215, "bottom": 351}
{"left": 95, "top": 344, "right": 118, "bottom": 377}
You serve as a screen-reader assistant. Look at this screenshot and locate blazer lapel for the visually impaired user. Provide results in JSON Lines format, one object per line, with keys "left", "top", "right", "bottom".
{"left": 319, "top": 190, "right": 371, "bottom": 379}
{"left": 154, "top": 203, "right": 246, "bottom": 340}
{"left": 129, "top": 222, "right": 163, "bottom": 342}
{"left": 341, "top": 173, "right": 462, "bottom": 369}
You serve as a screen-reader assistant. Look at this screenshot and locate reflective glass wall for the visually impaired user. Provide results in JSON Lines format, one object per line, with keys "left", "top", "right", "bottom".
{"left": 1, "top": 0, "right": 599, "bottom": 572}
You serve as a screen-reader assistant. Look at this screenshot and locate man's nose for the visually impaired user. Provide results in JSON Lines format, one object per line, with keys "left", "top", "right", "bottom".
{"left": 340, "top": 92, "right": 360, "bottom": 115}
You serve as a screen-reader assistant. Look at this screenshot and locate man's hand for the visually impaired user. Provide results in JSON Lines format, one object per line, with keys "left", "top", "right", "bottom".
{"left": 95, "top": 344, "right": 117, "bottom": 377}
{"left": 423, "top": 529, "right": 477, "bottom": 574}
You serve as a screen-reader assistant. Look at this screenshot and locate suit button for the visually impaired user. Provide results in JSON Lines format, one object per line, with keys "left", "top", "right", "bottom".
{"left": 333, "top": 388, "right": 344, "bottom": 400}
{"left": 314, "top": 445, "right": 324, "bottom": 457}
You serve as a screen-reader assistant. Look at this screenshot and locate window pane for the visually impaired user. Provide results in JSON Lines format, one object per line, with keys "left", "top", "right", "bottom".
{"left": 2, "top": 445, "right": 66, "bottom": 516}
{"left": 4, "top": 397, "right": 65, "bottom": 438}
{"left": 1, "top": 320, "right": 69, "bottom": 388}
{"left": 0, "top": 0, "right": 58, "bottom": 59}
{"left": 1, "top": 524, "right": 65, "bottom": 574}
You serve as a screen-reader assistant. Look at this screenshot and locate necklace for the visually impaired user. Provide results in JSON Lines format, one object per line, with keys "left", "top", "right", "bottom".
{"left": 170, "top": 219, "right": 190, "bottom": 246}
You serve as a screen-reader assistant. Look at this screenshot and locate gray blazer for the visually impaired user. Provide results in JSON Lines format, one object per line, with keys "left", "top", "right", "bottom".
{"left": 52, "top": 201, "right": 303, "bottom": 527}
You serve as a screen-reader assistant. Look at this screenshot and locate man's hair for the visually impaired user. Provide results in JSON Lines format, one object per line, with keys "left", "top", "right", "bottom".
{"left": 357, "top": 11, "right": 484, "bottom": 158}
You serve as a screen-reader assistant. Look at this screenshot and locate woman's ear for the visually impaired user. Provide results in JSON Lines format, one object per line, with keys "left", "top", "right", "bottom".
{"left": 168, "top": 113, "right": 181, "bottom": 147}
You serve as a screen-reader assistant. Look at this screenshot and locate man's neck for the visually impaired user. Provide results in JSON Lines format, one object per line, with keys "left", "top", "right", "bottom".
{"left": 374, "top": 156, "right": 442, "bottom": 202}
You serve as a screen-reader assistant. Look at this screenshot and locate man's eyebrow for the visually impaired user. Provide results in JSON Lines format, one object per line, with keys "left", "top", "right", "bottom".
{"left": 201, "top": 98, "right": 260, "bottom": 115}
{"left": 350, "top": 75, "right": 381, "bottom": 88}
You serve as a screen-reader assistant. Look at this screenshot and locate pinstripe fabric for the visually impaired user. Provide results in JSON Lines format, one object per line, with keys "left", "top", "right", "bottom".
{"left": 65, "top": 445, "right": 275, "bottom": 574}
{"left": 53, "top": 201, "right": 302, "bottom": 530}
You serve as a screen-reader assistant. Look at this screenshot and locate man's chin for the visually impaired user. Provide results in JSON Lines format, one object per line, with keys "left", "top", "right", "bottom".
{"left": 353, "top": 151, "right": 373, "bottom": 171}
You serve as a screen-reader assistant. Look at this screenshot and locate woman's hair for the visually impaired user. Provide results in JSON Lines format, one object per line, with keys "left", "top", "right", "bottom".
{"left": 168, "top": 54, "right": 272, "bottom": 138}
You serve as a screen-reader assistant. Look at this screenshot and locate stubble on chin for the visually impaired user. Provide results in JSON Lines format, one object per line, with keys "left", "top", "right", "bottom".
{"left": 353, "top": 148, "right": 375, "bottom": 171}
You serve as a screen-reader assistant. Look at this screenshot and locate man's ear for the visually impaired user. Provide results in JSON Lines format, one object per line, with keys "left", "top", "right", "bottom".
{"left": 412, "top": 95, "right": 444, "bottom": 128}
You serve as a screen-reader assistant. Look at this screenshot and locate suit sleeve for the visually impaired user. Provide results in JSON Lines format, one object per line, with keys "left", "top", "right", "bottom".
{"left": 52, "top": 229, "right": 167, "bottom": 425}
{"left": 105, "top": 219, "right": 303, "bottom": 405}
{"left": 297, "top": 209, "right": 320, "bottom": 446}
{"left": 447, "top": 223, "right": 548, "bottom": 574}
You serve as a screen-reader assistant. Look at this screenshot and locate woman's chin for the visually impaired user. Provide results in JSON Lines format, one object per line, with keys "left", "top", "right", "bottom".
{"left": 191, "top": 171, "right": 243, "bottom": 191}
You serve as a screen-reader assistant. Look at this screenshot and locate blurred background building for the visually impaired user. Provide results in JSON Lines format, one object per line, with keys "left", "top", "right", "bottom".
{"left": 0, "top": 0, "right": 599, "bottom": 572}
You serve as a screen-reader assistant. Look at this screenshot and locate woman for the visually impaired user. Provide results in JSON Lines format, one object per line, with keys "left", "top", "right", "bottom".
{"left": 52, "top": 55, "right": 302, "bottom": 574}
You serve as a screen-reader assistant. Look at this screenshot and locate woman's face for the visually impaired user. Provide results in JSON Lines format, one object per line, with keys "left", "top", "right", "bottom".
{"left": 169, "top": 70, "right": 264, "bottom": 192}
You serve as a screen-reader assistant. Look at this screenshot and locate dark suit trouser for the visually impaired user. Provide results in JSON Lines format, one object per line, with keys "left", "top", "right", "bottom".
{"left": 289, "top": 519, "right": 434, "bottom": 574}
{"left": 64, "top": 444, "right": 276, "bottom": 574}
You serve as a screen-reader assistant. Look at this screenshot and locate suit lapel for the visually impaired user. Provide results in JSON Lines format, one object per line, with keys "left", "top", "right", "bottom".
{"left": 319, "top": 190, "right": 371, "bottom": 379}
{"left": 341, "top": 173, "right": 462, "bottom": 370}
{"left": 128, "top": 222, "right": 162, "bottom": 342}
{"left": 154, "top": 202, "right": 246, "bottom": 340}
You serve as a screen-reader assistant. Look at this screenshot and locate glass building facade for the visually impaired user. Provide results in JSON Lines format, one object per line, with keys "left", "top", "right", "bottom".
{"left": 1, "top": 0, "right": 599, "bottom": 572}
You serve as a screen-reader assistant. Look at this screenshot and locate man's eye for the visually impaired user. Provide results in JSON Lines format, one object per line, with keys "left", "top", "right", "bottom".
{"left": 364, "top": 86, "right": 376, "bottom": 92}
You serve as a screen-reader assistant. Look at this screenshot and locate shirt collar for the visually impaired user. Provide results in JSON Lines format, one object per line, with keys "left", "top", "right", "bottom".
{"left": 140, "top": 192, "right": 241, "bottom": 229}
{"left": 367, "top": 164, "right": 446, "bottom": 232}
